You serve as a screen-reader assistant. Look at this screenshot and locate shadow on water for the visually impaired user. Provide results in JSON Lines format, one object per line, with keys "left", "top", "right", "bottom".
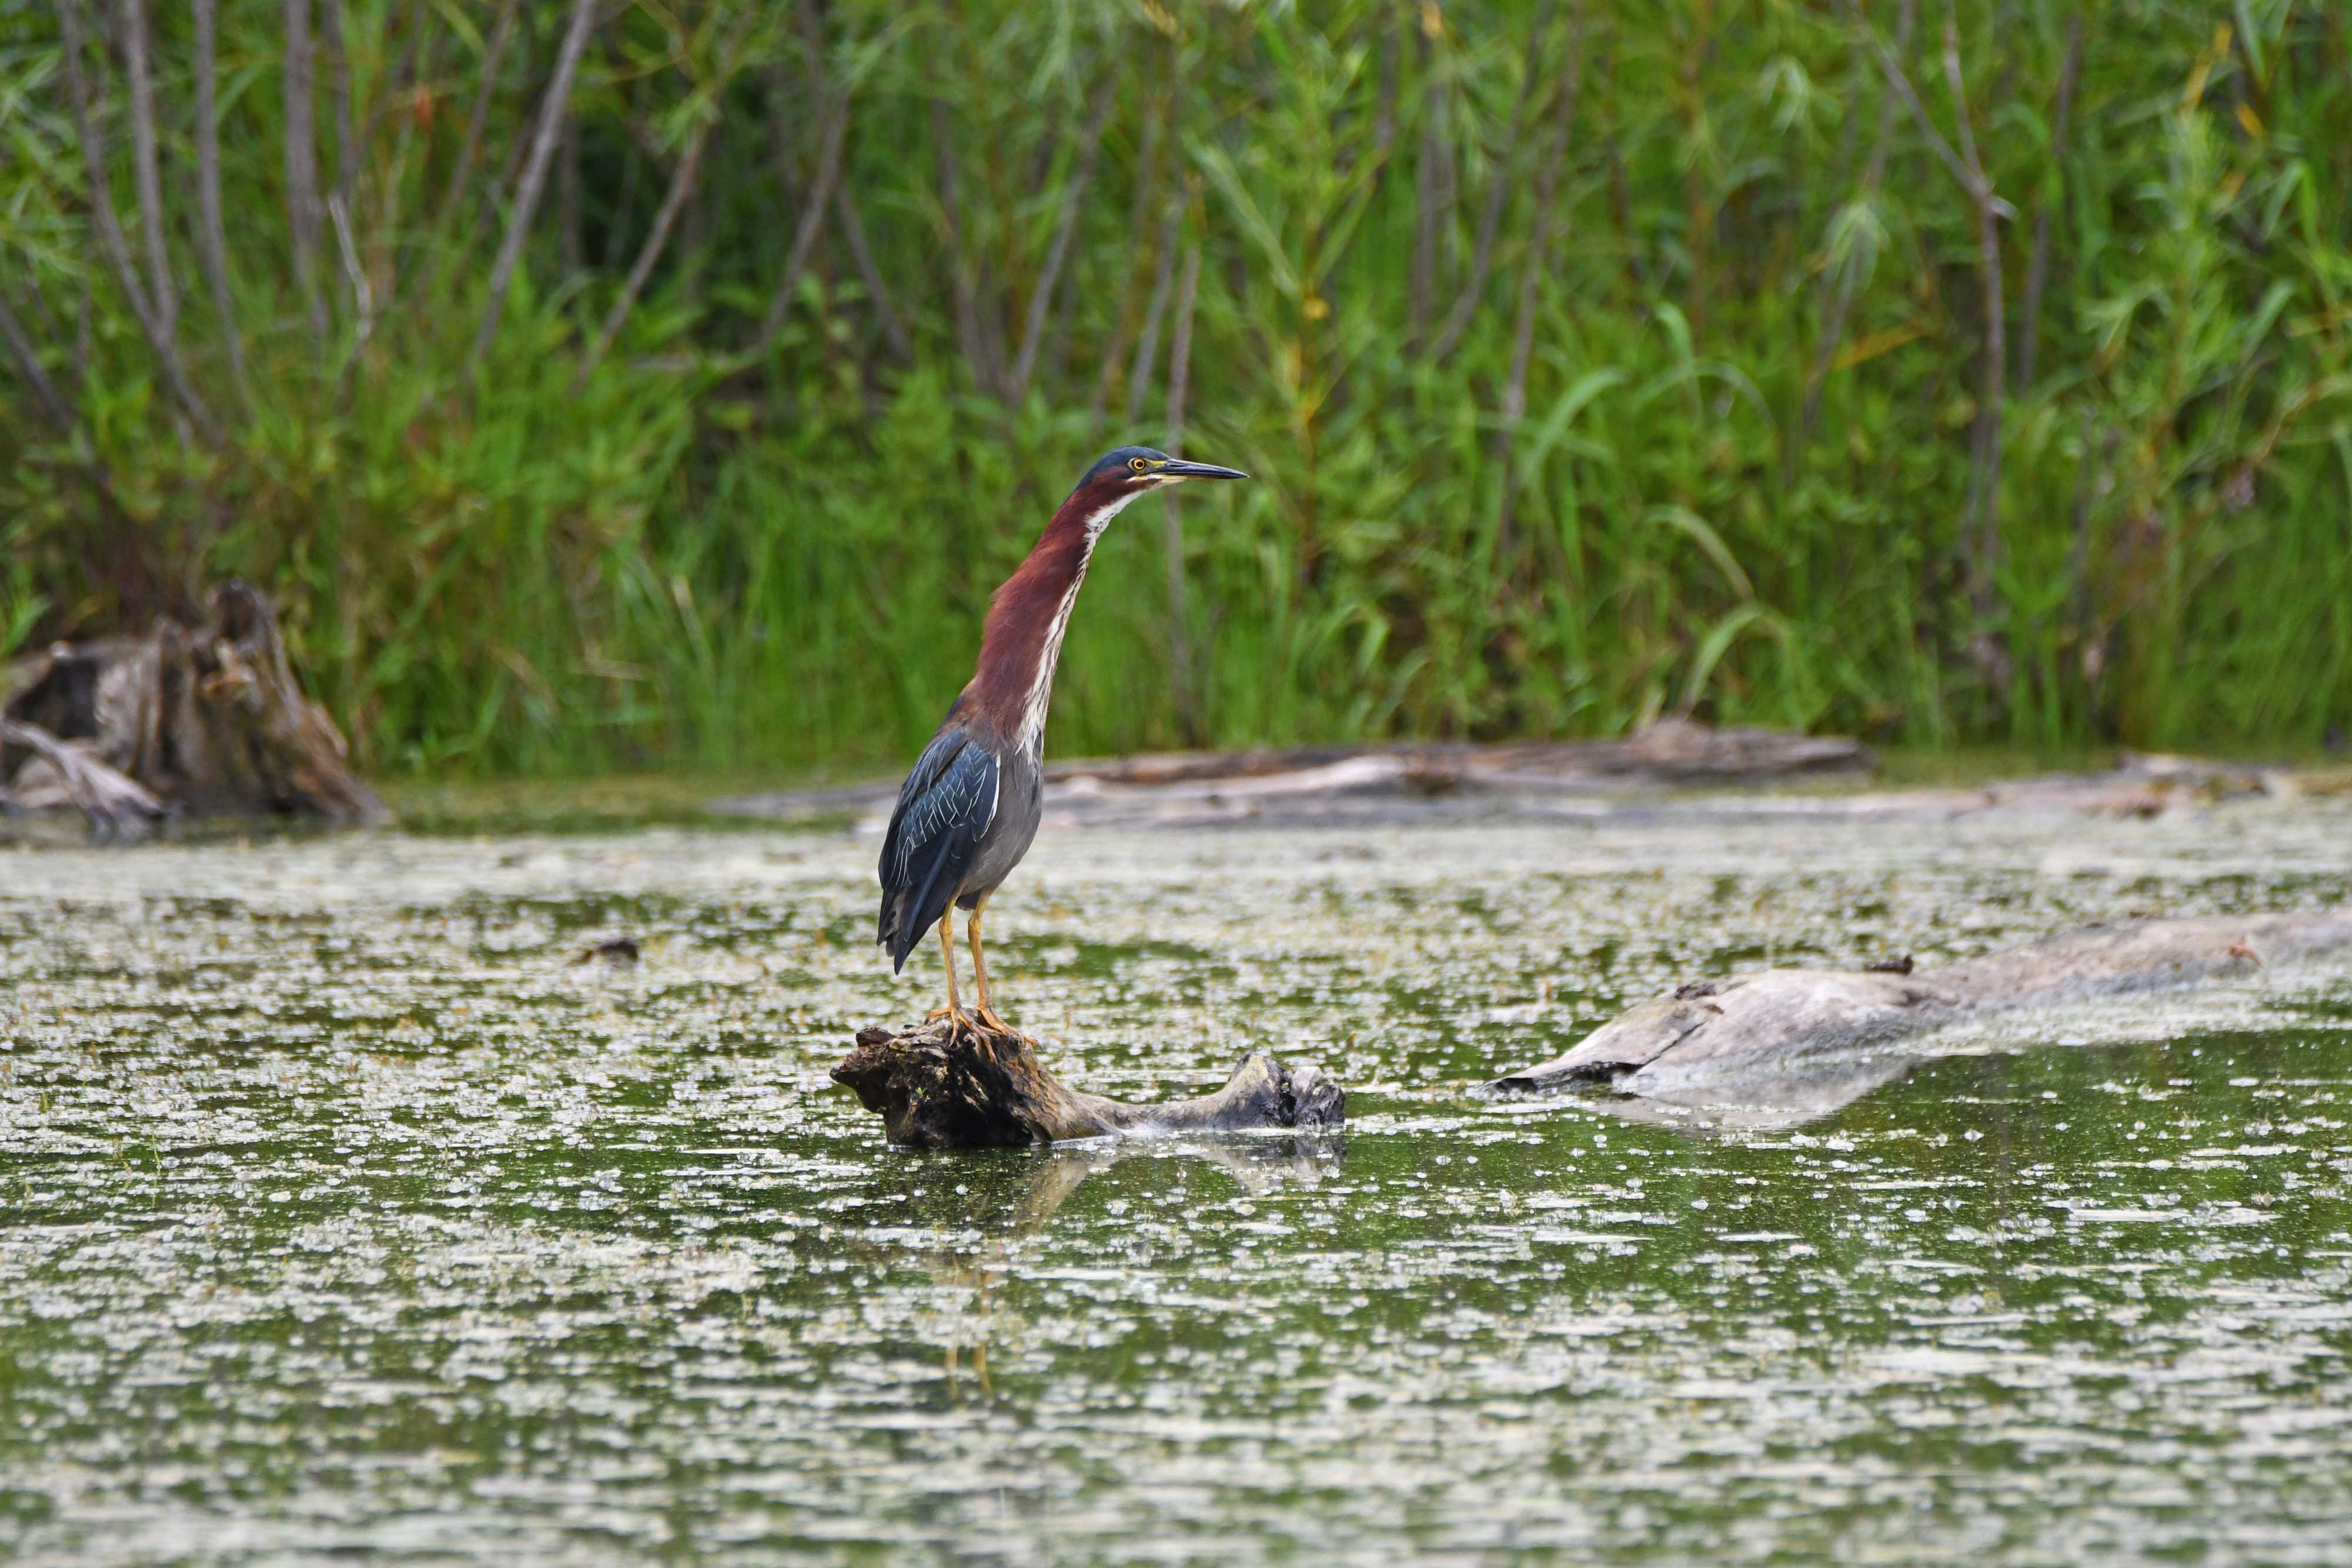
{"left": 1573, "top": 1054, "right": 1922, "bottom": 1135}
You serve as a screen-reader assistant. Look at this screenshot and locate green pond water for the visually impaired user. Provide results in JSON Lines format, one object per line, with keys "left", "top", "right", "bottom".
{"left": 3, "top": 797, "right": 2351, "bottom": 1563}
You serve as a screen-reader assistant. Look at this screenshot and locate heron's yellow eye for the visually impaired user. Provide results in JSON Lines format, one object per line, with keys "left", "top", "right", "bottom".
{"left": 1129, "top": 456, "right": 1150, "bottom": 472}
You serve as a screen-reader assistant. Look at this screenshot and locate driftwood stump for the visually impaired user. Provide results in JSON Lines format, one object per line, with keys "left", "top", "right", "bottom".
{"left": 1, "top": 582, "right": 385, "bottom": 833}
{"left": 834, "top": 1020, "right": 1345, "bottom": 1149}
{"left": 1491, "top": 910, "right": 2352, "bottom": 1099}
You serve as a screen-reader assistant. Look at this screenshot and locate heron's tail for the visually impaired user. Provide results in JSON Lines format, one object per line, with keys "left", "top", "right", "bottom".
{"left": 883, "top": 908, "right": 922, "bottom": 974}
{"left": 879, "top": 896, "right": 918, "bottom": 974}
{"left": 880, "top": 841, "right": 959, "bottom": 976}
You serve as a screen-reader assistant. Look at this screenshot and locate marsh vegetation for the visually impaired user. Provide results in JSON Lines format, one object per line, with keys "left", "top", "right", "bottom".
{"left": 5, "top": 1, "right": 2349, "bottom": 776}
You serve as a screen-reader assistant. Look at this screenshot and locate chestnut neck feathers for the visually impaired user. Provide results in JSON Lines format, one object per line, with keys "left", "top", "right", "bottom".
{"left": 965, "top": 472, "right": 1148, "bottom": 753}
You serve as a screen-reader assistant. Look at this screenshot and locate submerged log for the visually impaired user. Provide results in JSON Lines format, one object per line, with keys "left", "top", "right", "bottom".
{"left": 834, "top": 1019, "right": 1345, "bottom": 1149}
{"left": 1491, "top": 910, "right": 2352, "bottom": 1097}
{"left": 1, "top": 582, "right": 386, "bottom": 831}
{"left": 712, "top": 717, "right": 1875, "bottom": 827}
{"left": 1043, "top": 718, "right": 1874, "bottom": 791}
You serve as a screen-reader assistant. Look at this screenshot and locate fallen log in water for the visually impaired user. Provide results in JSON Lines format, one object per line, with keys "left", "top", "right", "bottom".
{"left": 716, "top": 724, "right": 2341, "bottom": 834}
{"left": 1, "top": 582, "right": 386, "bottom": 834}
{"left": 834, "top": 1019, "right": 1345, "bottom": 1149}
{"left": 1043, "top": 718, "right": 1873, "bottom": 790}
{"left": 712, "top": 717, "right": 1876, "bottom": 828}
{"left": 1491, "top": 911, "right": 2352, "bottom": 1098}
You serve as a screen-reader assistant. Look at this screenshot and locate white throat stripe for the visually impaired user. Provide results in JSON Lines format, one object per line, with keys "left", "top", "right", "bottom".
{"left": 1019, "top": 489, "right": 1145, "bottom": 750}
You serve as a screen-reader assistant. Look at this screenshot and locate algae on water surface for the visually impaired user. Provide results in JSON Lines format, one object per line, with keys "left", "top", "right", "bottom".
{"left": 2, "top": 801, "right": 2351, "bottom": 1561}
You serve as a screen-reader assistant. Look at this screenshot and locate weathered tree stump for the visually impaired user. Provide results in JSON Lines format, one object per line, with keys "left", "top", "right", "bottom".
{"left": 1, "top": 582, "right": 386, "bottom": 833}
{"left": 1491, "top": 910, "right": 2352, "bottom": 1098}
{"left": 834, "top": 1020, "right": 1345, "bottom": 1149}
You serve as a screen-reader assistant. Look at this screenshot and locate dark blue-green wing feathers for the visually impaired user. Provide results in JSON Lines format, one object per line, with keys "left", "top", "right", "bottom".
{"left": 877, "top": 728, "right": 1000, "bottom": 972}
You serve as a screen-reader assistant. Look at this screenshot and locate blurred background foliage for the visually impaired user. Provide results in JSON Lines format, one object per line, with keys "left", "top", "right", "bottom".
{"left": 2, "top": 0, "right": 2349, "bottom": 775}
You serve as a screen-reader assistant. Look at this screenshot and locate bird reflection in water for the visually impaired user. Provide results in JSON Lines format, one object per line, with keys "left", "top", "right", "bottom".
{"left": 921, "top": 1134, "right": 1344, "bottom": 1400}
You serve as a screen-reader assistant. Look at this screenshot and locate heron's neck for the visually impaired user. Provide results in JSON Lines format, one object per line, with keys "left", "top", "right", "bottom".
{"left": 971, "top": 480, "right": 1147, "bottom": 754}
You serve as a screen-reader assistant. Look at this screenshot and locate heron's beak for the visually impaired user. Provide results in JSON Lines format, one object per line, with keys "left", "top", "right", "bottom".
{"left": 1159, "top": 459, "right": 1250, "bottom": 482}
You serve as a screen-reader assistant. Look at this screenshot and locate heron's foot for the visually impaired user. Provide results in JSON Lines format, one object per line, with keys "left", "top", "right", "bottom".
{"left": 924, "top": 1004, "right": 977, "bottom": 1038}
{"left": 974, "top": 1002, "right": 1021, "bottom": 1038}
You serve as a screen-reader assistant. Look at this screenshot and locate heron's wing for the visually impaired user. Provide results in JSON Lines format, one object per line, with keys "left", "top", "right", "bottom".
{"left": 876, "top": 728, "right": 999, "bottom": 970}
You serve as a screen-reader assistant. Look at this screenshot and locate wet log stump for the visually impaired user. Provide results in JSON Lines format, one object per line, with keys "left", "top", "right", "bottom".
{"left": 834, "top": 1021, "right": 1345, "bottom": 1149}
{"left": 1491, "top": 910, "right": 2352, "bottom": 1098}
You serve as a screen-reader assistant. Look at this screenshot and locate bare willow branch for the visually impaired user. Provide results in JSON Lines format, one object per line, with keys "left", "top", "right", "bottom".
{"left": 1494, "top": 0, "right": 1588, "bottom": 555}
{"left": 1847, "top": 0, "right": 1984, "bottom": 202}
{"left": 470, "top": 24, "right": 546, "bottom": 252}
{"left": 931, "top": 96, "right": 1007, "bottom": 400}
{"left": 364, "top": 0, "right": 436, "bottom": 312}
{"left": 2016, "top": 7, "right": 2086, "bottom": 390}
{"left": 356, "top": 0, "right": 431, "bottom": 153}
{"left": 1124, "top": 197, "right": 1182, "bottom": 426}
{"left": 576, "top": 125, "right": 711, "bottom": 389}
{"left": 191, "top": 0, "right": 249, "bottom": 403}
{"left": 1164, "top": 241, "right": 1202, "bottom": 472}
{"left": 118, "top": 0, "right": 175, "bottom": 341}
{"left": 328, "top": 193, "right": 372, "bottom": 353}
{"left": 1160, "top": 240, "right": 1204, "bottom": 745}
{"left": 1087, "top": 56, "right": 1175, "bottom": 430}
{"left": 1794, "top": 0, "right": 1916, "bottom": 472}
{"left": 1431, "top": 0, "right": 1558, "bottom": 364}
{"left": 1407, "top": 22, "right": 1445, "bottom": 353}
{"left": 283, "top": 0, "right": 328, "bottom": 345}
{"left": 1853, "top": 0, "right": 2010, "bottom": 632}
{"left": 436, "top": 0, "right": 522, "bottom": 236}
{"left": 1939, "top": 10, "right": 1984, "bottom": 184}
{"left": 468, "top": 0, "right": 599, "bottom": 373}
{"left": 1371, "top": 6, "right": 1403, "bottom": 166}
{"left": 1009, "top": 72, "right": 1119, "bottom": 403}
{"left": 746, "top": 79, "right": 849, "bottom": 357}
{"left": 0, "top": 288, "right": 78, "bottom": 433}
{"left": 1949, "top": 9, "right": 2008, "bottom": 628}
{"left": 322, "top": 0, "right": 359, "bottom": 306}
{"left": 51, "top": 0, "right": 216, "bottom": 437}
{"left": 834, "top": 183, "right": 911, "bottom": 362}
{"left": 768, "top": 0, "right": 907, "bottom": 366}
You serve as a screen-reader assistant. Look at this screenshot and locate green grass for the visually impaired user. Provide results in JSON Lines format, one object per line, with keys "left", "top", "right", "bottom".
{"left": 4, "top": 1, "right": 2351, "bottom": 777}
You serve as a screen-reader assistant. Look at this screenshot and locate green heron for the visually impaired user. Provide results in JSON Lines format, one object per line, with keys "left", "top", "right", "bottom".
{"left": 877, "top": 446, "right": 1250, "bottom": 1033}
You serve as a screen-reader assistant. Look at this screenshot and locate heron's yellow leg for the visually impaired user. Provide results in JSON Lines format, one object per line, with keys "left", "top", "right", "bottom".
{"left": 925, "top": 910, "right": 973, "bottom": 1034}
{"left": 967, "top": 894, "right": 1014, "bottom": 1034}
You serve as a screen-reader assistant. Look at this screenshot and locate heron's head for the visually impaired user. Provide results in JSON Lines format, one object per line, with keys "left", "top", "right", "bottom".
{"left": 1077, "top": 446, "right": 1250, "bottom": 497}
